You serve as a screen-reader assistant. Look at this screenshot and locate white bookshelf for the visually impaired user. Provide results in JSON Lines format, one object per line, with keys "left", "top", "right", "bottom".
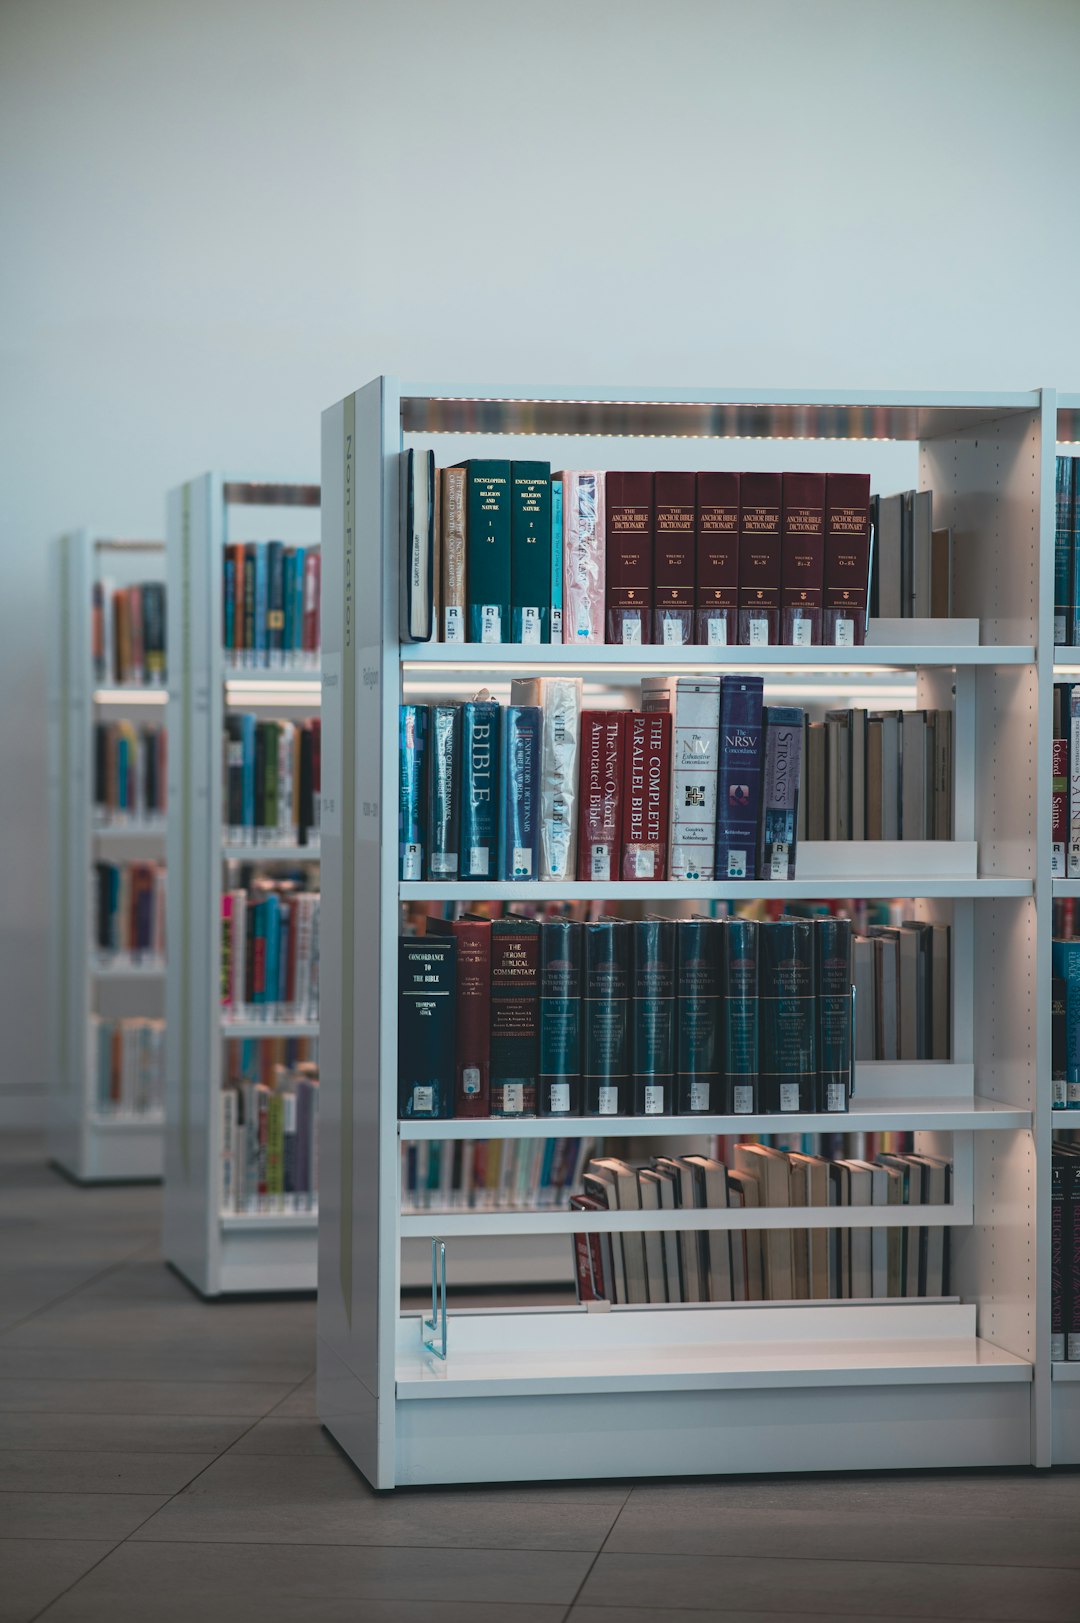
{"left": 163, "top": 475, "right": 321, "bottom": 1295}
{"left": 48, "top": 532, "right": 167, "bottom": 1183}
{"left": 317, "top": 381, "right": 1052, "bottom": 1487}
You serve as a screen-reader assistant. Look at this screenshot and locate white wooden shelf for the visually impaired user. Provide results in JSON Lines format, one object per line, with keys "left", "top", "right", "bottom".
{"left": 403, "top": 640, "right": 1033, "bottom": 671}
{"left": 220, "top": 1017, "right": 318, "bottom": 1039}
{"left": 91, "top": 957, "right": 165, "bottom": 979}
{"left": 222, "top": 843, "right": 320, "bottom": 863}
{"left": 1052, "top": 1362, "right": 1080, "bottom": 1381}
{"left": 220, "top": 1209, "right": 318, "bottom": 1230}
{"left": 92, "top": 822, "right": 166, "bottom": 841}
{"left": 400, "top": 1204, "right": 970, "bottom": 1239}
{"left": 400, "top": 876, "right": 1031, "bottom": 902}
{"left": 90, "top": 1112, "right": 166, "bottom": 1131}
{"left": 1052, "top": 1113, "right": 1080, "bottom": 1129}
{"left": 1052, "top": 879, "right": 1080, "bottom": 897}
{"left": 93, "top": 685, "right": 168, "bottom": 704}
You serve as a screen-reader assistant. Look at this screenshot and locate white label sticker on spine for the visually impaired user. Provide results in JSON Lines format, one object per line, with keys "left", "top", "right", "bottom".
{"left": 548, "top": 1082, "right": 570, "bottom": 1114}
{"left": 1053, "top": 1079, "right": 1066, "bottom": 1107}
{"left": 463, "top": 1065, "right": 480, "bottom": 1097}
{"left": 769, "top": 845, "right": 789, "bottom": 880}
{"left": 430, "top": 852, "right": 458, "bottom": 876}
{"left": 748, "top": 616, "right": 769, "bottom": 647}
{"left": 834, "top": 617, "right": 855, "bottom": 647}
{"left": 1069, "top": 1082, "right": 1080, "bottom": 1107}
{"left": 481, "top": 606, "right": 502, "bottom": 643}
{"left": 689, "top": 1082, "right": 710, "bottom": 1112}
{"left": 791, "top": 618, "right": 812, "bottom": 647}
{"left": 591, "top": 844, "right": 610, "bottom": 881}
{"left": 732, "top": 1084, "right": 753, "bottom": 1114}
{"left": 826, "top": 1082, "right": 846, "bottom": 1112}
{"left": 402, "top": 843, "right": 422, "bottom": 880}
{"left": 521, "top": 608, "right": 541, "bottom": 644}
{"left": 597, "top": 1086, "right": 618, "bottom": 1115}
{"left": 444, "top": 605, "right": 464, "bottom": 643}
{"left": 501, "top": 1083, "right": 524, "bottom": 1114}
{"left": 469, "top": 846, "right": 489, "bottom": 876}
{"left": 412, "top": 1086, "right": 434, "bottom": 1114}
{"left": 726, "top": 851, "right": 747, "bottom": 879}
{"left": 643, "top": 1085, "right": 664, "bottom": 1114}
{"left": 632, "top": 848, "right": 655, "bottom": 878}
{"left": 512, "top": 846, "right": 532, "bottom": 878}
{"left": 551, "top": 608, "right": 562, "bottom": 640}
{"left": 779, "top": 1082, "right": 801, "bottom": 1112}
{"left": 663, "top": 616, "right": 684, "bottom": 646}
{"left": 622, "top": 618, "right": 642, "bottom": 646}
{"left": 708, "top": 616, "right": 728, "bottom": 646}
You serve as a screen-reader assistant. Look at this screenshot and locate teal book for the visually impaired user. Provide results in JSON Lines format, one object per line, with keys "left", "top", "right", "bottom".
{"left": 583, "top": 919, "right": 630, "bottom": 1116}
{"left": 722, "top": 918, "right": 758, "bottom": 1114}
{"left": 539, "top": 919, "right": 582, "bottom": 1116}
{"left": 1053, "top": 938, "right": 1080, "bottom": 1107}
{"left": 511, "top": 461, "right": 552, "bottom": 644}
{"left": 630, "top": 919, "right": 675, "bottom": 1116}
{"left": 816, "top": 916, "right": 852, "bottom": 1112}
{"left": 1070, "top": 459, "right": 1080, "bottom": 652}
{"left": 462, "top": 459, "right": 512, "bottom": 643}
{"left": 675, "top": 917, "right": 723, "bottom": 1115}
{"left": 551, "top": 476, "right": 564, "bottom": 642}
{"left": 759, "top": 919, "right": 816, "bottom": 1113}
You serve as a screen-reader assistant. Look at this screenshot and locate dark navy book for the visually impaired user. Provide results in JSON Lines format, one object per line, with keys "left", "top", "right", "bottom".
{"left": 583, "top": 919, "right": 631, "bottom": 1117}
{"left": 539, "top": 918, "right": 583, "bottom": 1116}
{"left": 398, "top": 704, "right": 427, "bottom": 882}
{"left": 676, "top": 917, "right": 723, "bottom": 1115}
{"left": 497, "top": 705, "right": 541, "bottom": 881}
{"left": 630, "top": 918, "right": 676, "bottom": 1116}
{"left": 759, "top": 919, "right": 816, "bottom": 1114}
{"left": 715, "top": 675, "right": 765, "bottom": 880}
{"left": 426, "top": 704, "right": 461, "bottom": 880}
{"left": 459, "top": 698, "right": 500, "bottom": 881}
{"left": 816, "top": 916, "right": 852, "bottom": 1112}
{"left": 398, "top": 936, "right": 456, "bottom": 1119}
{"left": 722, "top": 918, "right": 759, "bottom": 1114}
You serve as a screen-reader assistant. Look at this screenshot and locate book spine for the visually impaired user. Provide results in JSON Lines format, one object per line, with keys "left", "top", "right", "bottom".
{"left": 675, "top": 918, "right": 722, "bottom": 1114}
{"left": 583, "top": 920, "right": 630, "bottom": 1116}
{"left": 1070, "top": 691, "right": 1080, "bottom": 878}
{"left": 1069, "top": 457, "right": 1080, "bottom": 651}
{"left": 667, "top": 678, "right": 722, "bottom": 880}
{"left": 454, "top": 920, "right": 491, "bottom": 1118}
{"left": 1054, "top": 735, "right": 1068, "bottom": 878}
{"left": 539, "top": 919, "right": 583, "bottom": 1117}
{"left": 459, "top": 701, "right": 500, "bottom": 880}
{"left": 816, "top": 917, "right": 852, "bottom": 1112}
{"left": 489, "top": 921, "right": 540, "bottom": 1116}
{"left": 281, "top": 550, "right": 295, "bottom": 660}
{"left": 254, "top": 544, "right": 268, "bottom": 665}
{"left": 398, "top": 705, "right": 427, "bottom": 881}
{"left": 267, "top": 542, "right": 285, "bottom": 664}
{"left": 695, "top": 471, "right": 739, "bottom": 646}
{"left": 654, "top": 470, "right": 696, "bottom": 646}
{"left": 723, "top": 919, "right": 759, "bottom": 1114}
{"left": 398, "top": 938, "right": 456, "bottom": 1119}
{"left": 440, "top": 466, "right": 467, "bottom": 644}
{"left": 302, "top": 551, "right": 320, "bottom": 657}
{"left": 715, "top": 676, "right": 765, "bottom": 880}
{"left": 576, "top": 711, "right": 626, "bottom": 881}
{"left": 1068, "top": 1156, "right": 1080, "bottom": 1359}
{"left": 510, "top": 460, "right": 552, "bottom": 644}
{"left": 1053, "top": 975, "right": 1067, "bottom": 1109}
{"left": 759, "top": 920, "right": 817, "bottom": 1113}
{"left": 604, "top": 470, "right": 653, "bottom": 645}
{"left": 738, "top": 472, "right": 782, "bottom": 646}
{"left": 621, "top": 711, "right": 672, "bottom": 880}
{"left": 1052, "top": 1155, "right": 1066, "bottom": 1360}
{"left": 758, "top": 705, "right": 803, "bottom": 882}
{"left": 630, "top": 919, "right": 676, "bottom": 1115}
{"left": 550, "top": 476, "right": 563, "bottom": 643}
{"left": 780, "top": 471, "right": 826, "bottom": 646}
{"left": 562, "top": 471, "right": 605, "bottom": 644}
{"left": 464, "top": 460, "right": 512, "bottom": 643}
{"left": 523, "top": 676, "right": 581, "bottom": 881}
{"left": 425, "top": 704, "right": 461, "bottom": 879}
{"left": 497, "top": 706, "right": 541, "bottom": 880}
{"left": 823, "top": 473, "right": 872, "bottom": 646}
{"left": 231, "top": 547, "right": 245, "bottom": 666}
{"left": 243, "top": 544, "right": 256, "bottom": 665}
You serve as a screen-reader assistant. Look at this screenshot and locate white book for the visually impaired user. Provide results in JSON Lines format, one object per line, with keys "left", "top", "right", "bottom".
{"left": 221, "top": 1087, "right": 238, "bottom": 1214}
{"left": 641, "top": 676, "right": 722, "bottom": 880}
{"left": 510, "top": 677, "right": 582, "bottom": 879}
{"left": 1070, "top": 691, "right": 1080, "bottom": 877}
{"left": 637, "top": 1170, "right": 669, "bottom": 1304}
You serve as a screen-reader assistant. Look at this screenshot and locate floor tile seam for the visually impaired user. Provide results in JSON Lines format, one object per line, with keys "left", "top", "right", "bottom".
{"left": 581, "top": 1550, "right": 1080, "bottom": 1574}
{"left": 123, "top": 1535, "right": 623, "bottom": 1553}
{"left": 0, "top": 1374, "right": 304, "bottom": 1386}
{"left": 24, "top": 1537, "right": 135, "bottom": 1623}
{"left": 0, "top": 1243, "right": 161, "bottom": 1337}
{"left": 0, "top": 1444, "right": 222, "bottom": 1455}
{"left": 260, "top": 1370, "right": 317, "bottom": 1419}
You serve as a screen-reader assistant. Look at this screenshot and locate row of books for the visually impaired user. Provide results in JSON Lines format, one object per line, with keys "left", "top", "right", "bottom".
{"left": 1052, "top": 1144, "right": 1080, "bottom": 1359}
{"left": 1052, "top": 682, "right": 1080, "bottom": 875}
{"left": 403, "top": 456, "right": 873, "bottom": 649}
{"left": 224, "top": 1035, "right": 318, "bottom": 1089}
{"left": 92, "top": 1016, "right": 164, "bottom": 1116}
{"left": 871, "top": 490, "right": 952, "bottom": 620}
{"left": 220, "top": 1066, "right": 319, "bottom": 1214}
{"left": 401, "top": 1138, "right": 595, "bottom": 1211}
{"left": 223, "top": 716, "right": 321, "bottom": 845}
{"left": 92, "top": 580, "right": 167, "bottom": 685}
{"left": 399, "top": 915, "right": 853, "bottom": 1122}
{"left": 853, "top": 921, "right": 952, "bottom": 1061}
{"left": 1053, "top": 456, "right": 1080, "bottom": 646}
{"left": 221, "top": 882, "right": 320, "bottom": 1024}
{"left": 572, "top": 1147, "right": 952, "bottom": 1305}
{"left": 93, "top": 722, "right": 166, "bottom": 824}
{"left": 401, "top": 674, "right": 804, "bottom": 885}
{"left": 221, "top": 542, "right": 320, "bottom": 668}
{"left": 1052, "top": 941, "right": 1080, "bottom": 1108}
{"left": 800, "top": 709, "right": 953, "bottom": 843}
{"left": 93, "top": 861, "right": 166, "bottom": 958}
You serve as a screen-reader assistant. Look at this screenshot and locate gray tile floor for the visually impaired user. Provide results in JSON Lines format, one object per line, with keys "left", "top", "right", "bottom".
{"left": 2, "top": 1131, "right": 1079, "bottom": 1622}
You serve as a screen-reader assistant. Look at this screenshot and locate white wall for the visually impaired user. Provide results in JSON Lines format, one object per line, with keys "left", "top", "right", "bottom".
{"left": 2, "top": 0, "right": 1079, "bottom": 1123}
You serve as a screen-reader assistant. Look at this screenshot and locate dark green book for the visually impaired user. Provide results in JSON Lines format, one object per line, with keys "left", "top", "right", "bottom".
{"left": 398, "top": 937, "right": 456, "bottom": 1120}
{"left": 722, "top": 918, "right": 758, "bottom": 1115}
{"left": 462, "top": 459, "right": 512, "bottom": 644}
{"left": 816, "top": 916, "right": 852, "bottom": 1112}
{"left": 539, "top": 919, "right": 582, "bottom": 1116}
{"left": 759, "top": 919, "right": 816, "bottom": 1114}
{"left": 511, "top": 460, "right": 552, "bottom": 644}
{"left": 675, "top": 918, "right": 723, "bottom": 1115}
{"left": 583, "top": 919, "right": 630, "bottom": 1116}
{"left": 490, "top": 918, "right": 539, "bottom": 1117}
{"left": 630, "top": 919, "right": 675, "bottom": 1116}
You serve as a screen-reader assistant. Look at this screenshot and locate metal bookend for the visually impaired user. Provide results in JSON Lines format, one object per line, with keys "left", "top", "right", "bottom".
{"left": 421, "top": 1239, "right": 447, "bottom": 1361}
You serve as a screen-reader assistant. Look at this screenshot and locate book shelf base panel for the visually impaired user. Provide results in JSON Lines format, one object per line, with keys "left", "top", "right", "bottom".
{"left": 53, "top": 1120, "right": 164, "bottom": 1182}
{"left": 216, "top": 1224, "right": 317, "bottom": 1294}
{"left": 1052, "top": 1378, "right": 1080, "bottom": 1465}
{"left": 401, "top": 1235, "right": 574, "bottom": 1290}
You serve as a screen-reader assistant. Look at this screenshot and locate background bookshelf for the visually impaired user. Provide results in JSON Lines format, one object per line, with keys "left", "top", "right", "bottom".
{"left": 318, "top": 381, "right": 1050, "bottom": 1488}
{"left": 163, "top": 475, "right": 322, "bottom": 1295}
{"left": 48, "top": 532, "right": 167, "bottom": 1183}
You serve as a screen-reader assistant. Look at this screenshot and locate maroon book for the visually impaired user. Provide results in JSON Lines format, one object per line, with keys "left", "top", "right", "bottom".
{"left": 823, "top": 473, "right": 872, "bottom": 646}
{"left": 620, "top": 711, "right": 672, "bottom": 880}
{"left": 654, "top": 471, "right": 696, "bottom": 646}
{"left": 577, "top": 711, "right": 626, "bottom": 881}
{"left": 695, "top": 471, "right": 739, "bottom": 645}
{"left": 739, "top": 471, "right": 782, "bottom": 645}
{"left": 605, "top": 471, "right": 654, "bottom": 645}
{"left": 781, "top": 471, "right": 826, "bottom": 647}
{"left": 427, "top": 917, "right": 491, "bottom": 1117}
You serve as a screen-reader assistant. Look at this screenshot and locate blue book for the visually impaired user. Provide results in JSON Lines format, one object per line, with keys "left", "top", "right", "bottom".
{"left": 240, "top": 712, "right": 257, "bottom": 832}
{"left": 722, "top": 918, "right": 759, "bottom": 1114}
{"left": 715, "top": 675, "right": 765, "bottom": 881}
{"left": 1070, "top": 460, "right": 1080, "bottom": 653}
{"left": 459, "top": 699, "right": 501, "bottom": 880}
{"left": 399, "top": 705, "right": 427, "bottom": 881}
{"left": 538, "top": 918, "right": 582, "bottom": 1116}
{"left": 282, "top": 551, "right": 295, "bottom": 658}
{"left": 426, "top": 704, "right": 461, "bottom": 880}
{"left": 816, "top": 916, "right": 852, "bottom": 1113}
{"left": 497, "top": 706, "right": 541, "bottom": 880}
{"left": 254, "top": 543, "right": 268, "bottom": 665}
{"left": 551, "top": 476, "right": 564, "bottom": 643}
{"left": 675, "top": 917, "right": 722, "bottom": 1115}
{"left": 224, "top": 554, "right": 235, "bottom": 652}
{"left": 291, "top": 547, "right": 305, "bottom": 660}
{"left": 1053, "top": 938, "right": 1080, "bottom": 1107}
{"left": 758, "top": 706, "right": 804, "bottom": 882}
{"left": 116, "top": 733, "right": 129, "bottom": 811}
{"left": 1056, "top": 456, "right": 1072, "bottom": 646}
{"left": 263, "top": 894, "right": 280, "bottom": 1016}
{"left": 630, "top": 918, "right": 676, "bottom": 1116}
